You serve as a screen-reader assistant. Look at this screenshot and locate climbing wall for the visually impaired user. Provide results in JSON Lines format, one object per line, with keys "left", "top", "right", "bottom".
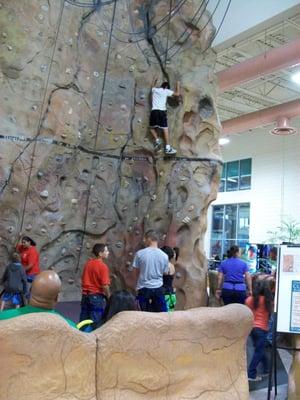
{"left": 0, "top": 0, "right": 221, "bottom": 307}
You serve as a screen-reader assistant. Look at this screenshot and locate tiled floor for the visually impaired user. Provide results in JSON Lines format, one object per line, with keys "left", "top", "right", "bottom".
{"left": 250, "top": 384, "right": 288, "bottom": 400}
{"left": 249, "top": 349, "right": 292, "bottom": 400}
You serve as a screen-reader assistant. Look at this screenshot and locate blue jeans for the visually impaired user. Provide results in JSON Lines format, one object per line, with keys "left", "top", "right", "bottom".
{"left": 79, "top": 294, "right": 107, "bottom": 330}
{"left": 248, "top": 327, "right": 269, "bottom": 379}
{"left": 137, "top": 287, "right": 167, "bottom": 312}
{"left": 27, "top": 274, "right": 37, "bottom": 283}
{"left": 221, "top": 288, "right": 246, "bottom": 305}
{"left": 2, "top": 292, "right": 23, "bottom": 306}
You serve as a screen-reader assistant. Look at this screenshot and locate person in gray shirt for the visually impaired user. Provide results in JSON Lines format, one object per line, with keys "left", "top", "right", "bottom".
{"left": 131, "top": 230, "right": 169, "bottom": 312}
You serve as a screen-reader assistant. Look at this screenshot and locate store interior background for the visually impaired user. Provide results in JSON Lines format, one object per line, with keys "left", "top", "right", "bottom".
{"left": 205, "top": 0, "right": 300, "bottom": 259}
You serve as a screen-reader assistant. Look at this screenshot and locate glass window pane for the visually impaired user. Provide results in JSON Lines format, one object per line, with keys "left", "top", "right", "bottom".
{"left": 210, "top": 240, "right": 222, "bottom": 258}
{"left": 240, "top": 159, "right": 251, "bottom": 175}
{"left": 210, "top": 203, "right": 250, "bottom": 259}
{"left": 224, "top": 204, "right": 237, "bottom": 239}
{"left": 211, "top": 232, "right": 223, "bottom": 241}
{"left": 227, "top": 161, "right": 239, "bottom": 176}
{"left": 219, "top": 165, "right": 226, "bottom": 192}
{"left": 240, "top": 159, "right": 251, "bottom": 190}
{"left": 212, "top": 206, "right": 224, "bottom": 233}
{"left": 219, "top": 181, "right": 225, "bottom": 192}
{"left": 237, "top": 204, "right": 250, "bottom": 239}
{"left": 226, "top": 161, "right": 239, "bottom": 191}
{"left": 240, "top": 175, "right": 251, "bottom": 190}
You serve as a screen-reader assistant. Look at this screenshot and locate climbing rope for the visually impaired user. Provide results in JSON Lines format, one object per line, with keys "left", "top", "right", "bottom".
{"left": 18, "top": 0, "right": 66, "bottom": 235}
{"left": 164, "top": 0, "right": 173, "bottom": 67}
{"left": 169, "top": 0, "right": 231, "bottom": 60}
{"left": 75, "top": 0, "right": 118, "bottom": 272}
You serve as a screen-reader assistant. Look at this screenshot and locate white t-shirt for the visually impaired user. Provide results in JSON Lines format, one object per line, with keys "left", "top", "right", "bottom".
{"left": 152, "top": 87, "right": 174, "bottom": 111}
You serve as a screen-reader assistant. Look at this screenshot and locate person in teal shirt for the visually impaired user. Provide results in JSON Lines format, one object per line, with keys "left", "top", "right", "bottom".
{"left": 0, "top": 270, "right": 77, "bottom": 329}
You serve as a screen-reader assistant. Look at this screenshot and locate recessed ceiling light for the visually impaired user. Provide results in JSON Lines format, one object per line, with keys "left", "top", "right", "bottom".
{"left": 291, "top": 71, "right": 300, "bottom": 85}
{"left": 219, "top": 137, "right": 230, "bottom": 145}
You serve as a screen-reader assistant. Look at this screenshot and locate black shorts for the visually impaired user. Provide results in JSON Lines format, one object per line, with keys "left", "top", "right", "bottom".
{"left": 149, "top": 110, "right": 168, "bottom": 129}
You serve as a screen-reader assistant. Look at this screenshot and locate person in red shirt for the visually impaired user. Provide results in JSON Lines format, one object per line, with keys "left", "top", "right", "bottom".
{"left": 16, "top": 236, "right": 40, "bottom": 282}
{"left": 79, "top": 243, "right": 111, "bottom": 330}
{"left": 246, "top": 279, "right": 273, "bottom": 381}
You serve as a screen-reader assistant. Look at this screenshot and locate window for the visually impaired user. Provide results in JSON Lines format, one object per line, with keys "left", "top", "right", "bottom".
{"left": 210, "top": 203, "right": 250, "bottom": 257}
{"left": 219, "top": 158, "right": 252, "bottom": 192}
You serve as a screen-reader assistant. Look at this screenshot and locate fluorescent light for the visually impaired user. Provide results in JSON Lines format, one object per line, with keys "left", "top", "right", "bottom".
{"left": 292, "top": 71, "right": 300, "bottom": 85}
{"left": 219, "top": 137, "right": 230, "bottom": 145}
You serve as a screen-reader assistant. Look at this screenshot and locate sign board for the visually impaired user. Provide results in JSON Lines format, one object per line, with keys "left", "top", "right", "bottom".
{"left": 276, "top": 245, "right": 300, "bottom": 333}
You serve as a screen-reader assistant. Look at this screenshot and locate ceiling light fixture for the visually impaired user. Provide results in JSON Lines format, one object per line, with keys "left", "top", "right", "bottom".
{"left": 270, "top": 116, "right": 296, "bottom": 136}
{"left": 291, "top": 71, "right": 300, "bottom": 85}
{"left": 219, "top": 137, "right": 230, "bottom": 145}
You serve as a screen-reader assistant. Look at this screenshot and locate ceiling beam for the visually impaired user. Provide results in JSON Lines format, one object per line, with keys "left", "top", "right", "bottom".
{"left": 221, "top": 99, "right": 300, "bottom": 135}
{"left": 217, "top": 38, "right": 300, "bottom": 92}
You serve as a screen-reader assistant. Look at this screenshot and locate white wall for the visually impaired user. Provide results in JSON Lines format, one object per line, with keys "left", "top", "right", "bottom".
{"left": 204, "top": 129, "right": 300, "bottom": 256}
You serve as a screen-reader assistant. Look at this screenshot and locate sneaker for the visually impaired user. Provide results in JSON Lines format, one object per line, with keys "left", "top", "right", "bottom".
{"left": 259, "top": 372, "right": 269, "bottom": 378}
{"left": 154, "top": 138, "right": 162, "bottom": 151}
{"left": 164, "top": 145, "right": 177, "bottom": 155}
{"left": 248, "top": 376, "right": 262, "bottom": 382}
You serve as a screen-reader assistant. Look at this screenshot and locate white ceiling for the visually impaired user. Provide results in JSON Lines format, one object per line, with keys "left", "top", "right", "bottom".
{"left": 210, "top": 0, "right": 300, "bottom": 49}
{"left": 215, "top": 3, "right": 300, "bottom": 132}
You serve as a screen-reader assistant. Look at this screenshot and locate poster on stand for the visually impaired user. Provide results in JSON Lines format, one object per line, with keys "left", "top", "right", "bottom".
{"left": 276, "top": 245, "right": 300, "bottom": 333}
{"left": 290, "top": 281, "right": 300, "bottom": 333}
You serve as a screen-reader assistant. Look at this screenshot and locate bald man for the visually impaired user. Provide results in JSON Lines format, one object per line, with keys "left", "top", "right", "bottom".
{"left": 0, "top": 271, "right": 76, "bottom": 328}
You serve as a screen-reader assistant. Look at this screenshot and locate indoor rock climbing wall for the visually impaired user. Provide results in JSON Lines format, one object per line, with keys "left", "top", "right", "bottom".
{"left": 0, "top": 0, "right": 221, "bottom": 307}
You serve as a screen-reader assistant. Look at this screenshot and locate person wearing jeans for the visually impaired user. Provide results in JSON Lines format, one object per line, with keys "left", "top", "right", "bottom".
{"left": 79, "top": 243, "right": 110, "bottom": 330}
{"left": 246, "top": 279, "right": 273, "bottom": 381}
{"left": 130, "top": 230, "right": 169, "bottom": 313}
{"left": 137, "top": 287, "right": 167, "bottom": 312}
{"left": 79, "top": 293, "right": 107, "bottom": 330}
{"left": 248, "top": 327, "right": 269, "bottom": 380}
{"left": 215, "top": 245, "right": 252, "bottom": 305}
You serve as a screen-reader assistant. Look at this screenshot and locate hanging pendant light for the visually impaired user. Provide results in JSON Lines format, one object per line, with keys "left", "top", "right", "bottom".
{"left": 270, "top": 117, "right": 296, "bottom": 136}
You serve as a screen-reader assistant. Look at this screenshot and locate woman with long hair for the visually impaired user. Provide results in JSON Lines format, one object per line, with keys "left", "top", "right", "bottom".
{"left": 246, "top": 279, "right": 273, "bottom": 381}
{"left": 16, "top": 236, "right": 40, "bottom": 282}
{"left": 216, "top": 245, "right": 252, "bottom": 305}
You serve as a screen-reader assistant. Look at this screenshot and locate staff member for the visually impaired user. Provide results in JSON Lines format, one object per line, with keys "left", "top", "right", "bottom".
{"left": 16, "top": 236, "right": 40, "bottom": 282}
{"left": 216, "top": 245, "right": 252, "bottom": 305}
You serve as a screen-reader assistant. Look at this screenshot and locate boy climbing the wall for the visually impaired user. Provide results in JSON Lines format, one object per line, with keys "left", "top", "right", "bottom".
{"left": 149, "top": 78, "right": 181, "bottom": 155}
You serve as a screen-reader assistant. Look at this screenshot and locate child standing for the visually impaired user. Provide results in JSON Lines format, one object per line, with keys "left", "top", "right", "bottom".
{"left": 161, "top": 246, "right": 176, "bottom": 312}
{"left": 79, "top": 244, "right": 111, "bottom": 330}
{"left": 246, "top": 279, "right": 273, "bottom": 381}
{"left": 0, "top": 253, "right": 28, "bottom": 311}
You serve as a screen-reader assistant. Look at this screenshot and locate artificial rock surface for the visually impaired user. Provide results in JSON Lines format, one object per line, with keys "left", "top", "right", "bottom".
{"left": 0, "top": 304, "right": 253, "bottom": 400}
{"left": 0, "top": 0, "right": 221, "bottom": 305}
